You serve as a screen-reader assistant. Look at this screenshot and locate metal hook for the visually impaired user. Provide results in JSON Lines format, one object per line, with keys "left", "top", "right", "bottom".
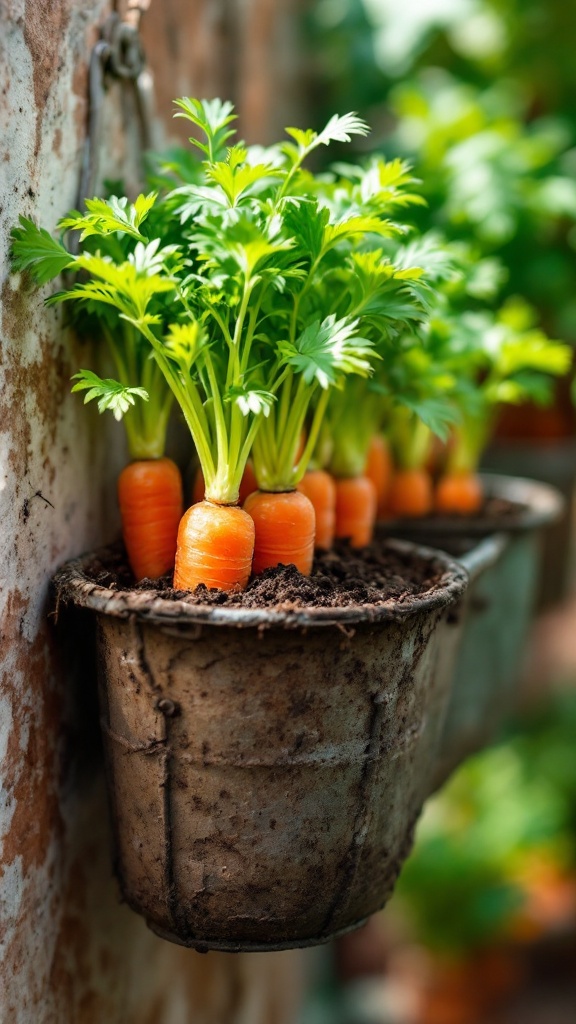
{"left": 73, "top": 7, "right": 154, "bottom": 231}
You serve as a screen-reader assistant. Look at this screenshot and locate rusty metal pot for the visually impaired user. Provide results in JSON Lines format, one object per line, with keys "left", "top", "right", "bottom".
{"left": 482, "top": 439, "right": 576, "bottom": 608}
{"left": 54, "top": 539, "right": 467, "bottom": 952}
{"left": 381, "top": 475, "right": 564, "bottom": 789}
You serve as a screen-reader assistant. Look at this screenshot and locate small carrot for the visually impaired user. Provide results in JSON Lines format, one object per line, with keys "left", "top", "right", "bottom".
{"left": 173, "top": 501, "right": 255, "bottom": 591}
{"left": 244, "top": 490, "right": 316, "bottom": 575}
{"left": 334, "top": 475, "right": 377, "bottom": 547}
{"left": 435, "top": 471, "right": 483, "bottom": 515}
{"left": 364, "top": 435, "right": 393, "bottom": 518}
{"left": 118, "top": 458, "right": 183, "bottom": 581}
{"left": 297, "top": 470, "right": 336, "bottom": 550}
{"left": 388, "top": 468, "right": 433, "bottom": 518}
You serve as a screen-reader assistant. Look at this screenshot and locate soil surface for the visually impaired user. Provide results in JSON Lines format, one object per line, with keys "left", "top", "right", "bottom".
{"left": 83, "top": 540, "right": 451, "bottom": 611}
{"left": 430, "top": 495, "right": 526, "bottom": 521}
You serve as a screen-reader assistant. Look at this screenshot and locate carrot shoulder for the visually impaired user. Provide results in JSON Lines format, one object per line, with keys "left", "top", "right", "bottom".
{"left": 435, "top": 471, "right": 483, "bottom": 514}
{"left": 334, "top": 475, "right": 377, "bottom": 547}
{"left": 297, "top": 470, "right": 336, "bottom": 550}
{"left": 174, "top": 501, "right": 255, "bottom": 592}
{"left": 244, "top": 490, "right": 316, "bottom": 575}
{"left": 118, "top": 457, "right": 183, "bottom": 581}
{"left": 364, "top": 435, "right": 393, "bottom": 518}
{"left": 388, "top": 468, "right": 433, "bottom": 518}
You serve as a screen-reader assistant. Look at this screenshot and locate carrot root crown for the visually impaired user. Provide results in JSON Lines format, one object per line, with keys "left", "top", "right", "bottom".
{"left": 334, "top": 475, "right": 377, "bottom": 548}
{"left": 364, "top": 435, "right": 393, "bottom": 519}
{"left": 435, "top": 471, "right": 484, "bottom": 515}
{"left": 388, "top": 469, "right": 433, "bottom": 518}
{"left": 297, "top": 470, "right": 336, "bottom": 551}
{"left": 174, "top": 501, "right": 255, "bottom": 592}
{"left": 244, "top": 489, "right": 316, "bottom": 576}
{"left": 118, "top": 458, "right": 183, "bottom": 582}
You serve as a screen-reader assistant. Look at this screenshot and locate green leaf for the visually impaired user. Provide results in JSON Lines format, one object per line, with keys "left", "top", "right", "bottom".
{"left": 71, "top": 370, "right": 148, "bottom": 421}
{"left": 10, "top": 217, "right": 74, "bottom": 284}
{"left": 315, "top": 112, "right": 370, "bottom": 148}
{"left": 278, "top": 315, "right": 375, "bottom": 388}
{"left": 225, "top": 385, "right": 275, "bottom": 417}
{"left": 173, "top": 97, "right": 237, "bottom": 161}
{"left": 205, "top": 157, "right": 282, "bottom": 207}
{"left": 47, "top": 254, "right": 175, "bottom": 324}
{"left": 164, "top": 320, "right": 207, "bottom": 372}
{"left": 59, "top": 193, "right": 156, "bottom": 242}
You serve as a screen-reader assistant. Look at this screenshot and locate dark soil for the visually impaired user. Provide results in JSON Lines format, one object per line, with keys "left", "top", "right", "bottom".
{"left": 432, "top": 495, "right": 526, "bottom": 521}
{"left": 85, "top": 540, "right": 449, "bottom": 611}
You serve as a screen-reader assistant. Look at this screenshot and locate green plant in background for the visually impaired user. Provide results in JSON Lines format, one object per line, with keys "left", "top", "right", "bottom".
{"left": 304, "top": 0, "right": 576, "bottom": 349}
{"left": 392, "top": 691, "right": 576, "bottom": 953}
{"left": 388, "top": 71, "right": 576, "bottom": 342}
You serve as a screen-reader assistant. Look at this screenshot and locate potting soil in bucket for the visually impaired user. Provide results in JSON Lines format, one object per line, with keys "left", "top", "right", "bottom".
{"left": 54, "top": 539, "right": 467, "bottom": 952}
{"left": 381, "top": 474, "right": 564, "bottom": 790}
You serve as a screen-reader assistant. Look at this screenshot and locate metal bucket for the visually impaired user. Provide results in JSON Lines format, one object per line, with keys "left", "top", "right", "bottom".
{"left": 54, "top": 539, "right": 467, "bottom": 952}
{"left": 381, "top": 475, "right": 564, "bottom": 789}
{"left": 482, "top": 440, "right": 576, "bottom": 608}
{"left": 433, "top": 531, "right": 537, "bottom": 788}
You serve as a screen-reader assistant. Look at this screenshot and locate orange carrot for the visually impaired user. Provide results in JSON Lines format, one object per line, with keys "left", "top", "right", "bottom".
{"left": 297, "top": 470, "right": 336, "bottom": 550}
{"left": 364, "top": 435, "right": 393, "bottom": 518}
{"left": 435, "top": 471, "right": 483, "bottom": 515}
{"left": 194, "top": 461, "right": 258, "bottom": 506}
{"left": 173, "top": 501, "right": 255, "bottom": 591}
{"left": 334, "top": 475, "right": 377, "bottom": 547}
{"left": 388, "top": 468, "right": 433, "bottom": 518}
{"left": 118, "top": 458, "right": 183, "bottom": 581}
{"left": 244, "top": 490, "right": 316, "bottom": 575}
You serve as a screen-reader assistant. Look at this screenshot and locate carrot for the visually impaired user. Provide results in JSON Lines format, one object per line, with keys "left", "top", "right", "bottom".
{"left": 173, "top": 501, "right": 255, "bottom": 591}
{"left": 297, "top": 470, "right": 336, "bottom": 550}
{"left": 364, "top": 435, "right": 393, "bottom": 518}
{"left": 118, "top": 458, "right": 183, "bottom": 581}
{"left": 244, "top": 490, "right": 316, "bottom": 575}
{"left": 334, "top": 475, "right": 377, "bottom": 547}
{"left": 435, "top": 471, "right": 483, "bottom": 515}
{"left": 388, "top": 468, "right": 433, "bottom": 518}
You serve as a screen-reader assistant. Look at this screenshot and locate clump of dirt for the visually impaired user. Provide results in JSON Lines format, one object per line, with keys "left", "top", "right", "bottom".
{"left": 84, "top": 539, "right": 450, "bottom": 611}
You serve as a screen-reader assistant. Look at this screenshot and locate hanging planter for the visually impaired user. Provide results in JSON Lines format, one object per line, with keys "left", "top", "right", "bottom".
{"left": 381, "top": 473, "right": 564, "bottom": 788}
{"left": 53, "top": 538, "right": 467, "bottom": 952}
{"left": 482, "top": 438, "right": 576, "bottom": 608}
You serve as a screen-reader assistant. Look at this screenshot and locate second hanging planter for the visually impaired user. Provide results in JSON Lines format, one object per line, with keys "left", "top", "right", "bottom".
{"left": 382, "top": 473, "right": 564, "bottom": 789}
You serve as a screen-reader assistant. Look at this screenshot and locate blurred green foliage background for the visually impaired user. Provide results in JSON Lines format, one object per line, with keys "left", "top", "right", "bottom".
{"left": 304, "top": 0, "right": 576, "bottom": 347}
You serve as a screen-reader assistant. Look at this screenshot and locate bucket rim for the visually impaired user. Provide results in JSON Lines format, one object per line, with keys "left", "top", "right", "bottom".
{"left": 52, "top": 537, "right": 468, "bottom": 630}
{"left": 380, "top": 472, "right": 564, "bottom": 539}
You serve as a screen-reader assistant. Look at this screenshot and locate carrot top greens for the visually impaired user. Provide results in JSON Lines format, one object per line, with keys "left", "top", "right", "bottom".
{"left": 11, "top": 100, "right": 430, "bottom": 501}
{"left": 11, "top": 196, "right": 179, "bottom": 460}
{"left": 11, "top": 98, "right": 571, "bottom": 498}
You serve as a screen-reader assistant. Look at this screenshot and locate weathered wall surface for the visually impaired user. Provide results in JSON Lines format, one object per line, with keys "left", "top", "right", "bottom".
{"left": 0, "top": 1, "right": 305, "bottom": 1021}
